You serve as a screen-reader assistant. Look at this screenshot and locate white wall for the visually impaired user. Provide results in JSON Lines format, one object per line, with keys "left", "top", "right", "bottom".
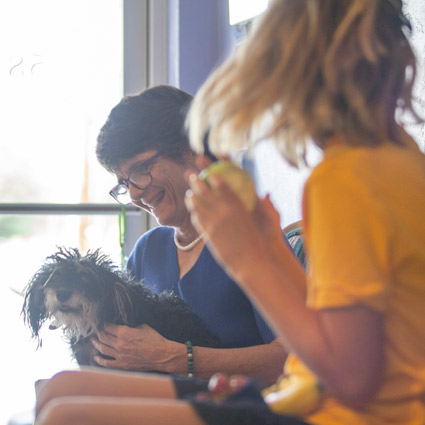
{"left": 405, "top": 0, "right": 425, "bottom": 153}
{"left": 252, "top": 0, "right": 425, "bottom": 229}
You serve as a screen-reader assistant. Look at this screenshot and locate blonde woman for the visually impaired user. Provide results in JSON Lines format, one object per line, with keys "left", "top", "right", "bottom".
{"left": 35, "top": 1, "right": 425, "bottom": 424}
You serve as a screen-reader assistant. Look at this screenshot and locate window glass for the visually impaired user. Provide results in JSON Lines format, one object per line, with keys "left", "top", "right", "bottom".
{"left": 0, "top": 0, "right": 123, "bottom": 204}
{"left": 0, "top": 1, "right": 124, "bottom": 423}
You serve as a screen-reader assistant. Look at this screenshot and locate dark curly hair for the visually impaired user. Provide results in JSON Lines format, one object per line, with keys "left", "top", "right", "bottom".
{"left": 96, "top": 85, "right": 193, "bottom": 173}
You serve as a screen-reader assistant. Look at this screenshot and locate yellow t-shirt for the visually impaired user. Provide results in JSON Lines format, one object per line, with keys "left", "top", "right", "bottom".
{"left": 286, "top": 140, "right": 425, "bottom": 425}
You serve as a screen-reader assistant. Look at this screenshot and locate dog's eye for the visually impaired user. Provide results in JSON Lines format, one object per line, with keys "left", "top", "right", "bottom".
{"left": 56, "top": 290, "right": 72, "bottom": 303}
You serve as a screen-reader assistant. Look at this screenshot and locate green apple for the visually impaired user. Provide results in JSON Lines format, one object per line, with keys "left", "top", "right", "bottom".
{"left": 199, "top": 161, "right": 257, "bottom": 211}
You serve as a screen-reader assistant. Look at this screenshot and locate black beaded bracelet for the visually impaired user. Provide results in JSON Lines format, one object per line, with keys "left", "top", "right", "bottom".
{"left": 185, "top": 340, "right": 194, "bottom": 377}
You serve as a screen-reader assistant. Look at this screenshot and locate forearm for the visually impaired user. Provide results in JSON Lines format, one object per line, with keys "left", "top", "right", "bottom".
{"left": 93, "top": 325, "right": 284, "bottom": 384}
{"left": 234, "top": 253, "right": 384, "bottom": 405}
{"left": 268, "top": 236, "right": 307, "bottom": 300}
{"left": 166, "top": 339, "right": 286, "bottom": 385}
{"left": 185, "top": 177, "right": 384, "bottom": 404}
{"left": 243, "top": 265, "right": 319, "bottom": 362}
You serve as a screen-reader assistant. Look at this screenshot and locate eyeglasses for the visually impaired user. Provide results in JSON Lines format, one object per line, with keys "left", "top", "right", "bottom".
{"left": 109, "top": 152, "right": 161, "bottom": 204}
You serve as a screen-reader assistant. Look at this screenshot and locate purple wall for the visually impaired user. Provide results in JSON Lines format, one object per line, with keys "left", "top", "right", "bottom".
{"left": 167, "top": 0, "right": 237, "bottom": 95}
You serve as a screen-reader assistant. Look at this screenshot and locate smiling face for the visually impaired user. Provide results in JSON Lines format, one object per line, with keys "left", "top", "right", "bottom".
{"left": 115, "top": 150, "right": 196, "bottom": 228}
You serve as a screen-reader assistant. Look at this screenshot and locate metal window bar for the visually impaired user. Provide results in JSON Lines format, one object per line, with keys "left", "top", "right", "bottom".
{"left": 0, "top": 203, "right": 149, "bottom": 258}
{"left": 0, "top": 203, "right": 138, "bottom": 215}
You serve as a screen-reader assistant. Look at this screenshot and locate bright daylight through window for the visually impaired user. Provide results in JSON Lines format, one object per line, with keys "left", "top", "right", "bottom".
{"left": 0, "top": 1, "right": 124, "bottom": 423}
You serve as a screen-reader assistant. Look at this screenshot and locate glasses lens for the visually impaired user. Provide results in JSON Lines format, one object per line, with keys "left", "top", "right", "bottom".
{"left": 110, "top": 184, "right": 132, "bottom": 205}
{"left": 129, "top": 169, "right": 152, "bottom": 190}
{"left": 115, "top": 184, "right": 128, "bottom": 195}
{"left": 109, "top": 154, "right": 159, "bottom": 203}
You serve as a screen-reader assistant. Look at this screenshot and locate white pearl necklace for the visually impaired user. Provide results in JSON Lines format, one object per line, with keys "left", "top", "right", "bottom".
{"left": 174, "top": 232, "right": 204, "bottom": 251}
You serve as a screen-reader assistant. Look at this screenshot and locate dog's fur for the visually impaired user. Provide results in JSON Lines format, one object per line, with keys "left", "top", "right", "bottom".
{"left": 22, "top": 247, "right": 220, "bottom": 367}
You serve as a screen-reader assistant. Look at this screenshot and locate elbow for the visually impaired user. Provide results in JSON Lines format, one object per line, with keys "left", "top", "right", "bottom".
{"left": 333, "top": 383, "right": 378, "bottom": 409}
{"left": 320, "top": 342, "right": 385, "bottom": 408}
{"left": 325, "top": 371, "right": 382, "bottom": 409}
{"left": 264, "top": 339, "right": 289, "bottom": 385}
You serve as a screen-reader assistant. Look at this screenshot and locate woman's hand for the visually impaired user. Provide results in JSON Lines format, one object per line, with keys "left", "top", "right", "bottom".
{"left": 92, "top": 324, "right": 185, "bottom": 372}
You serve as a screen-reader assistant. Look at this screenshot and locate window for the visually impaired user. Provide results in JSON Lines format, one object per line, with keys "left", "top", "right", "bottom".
{"left": 0, "top": 1, "right": 149, "bottom": 422}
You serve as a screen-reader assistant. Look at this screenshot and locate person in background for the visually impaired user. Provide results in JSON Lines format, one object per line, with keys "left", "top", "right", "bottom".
{"left": 34, "top": 1, "right": 425, "bottom": 425}
{"left": 92, "top": 85, "right": 286, "bottom": 383}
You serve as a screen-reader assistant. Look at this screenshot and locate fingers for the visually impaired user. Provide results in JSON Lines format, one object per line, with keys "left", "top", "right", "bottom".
{"left": 94, "top": 328, "right": 119, "bottom": 349}
{"left": 91, "top": 337, "right": 118, "bottom": 367}
{"left": 254, "top": 194, "right": 282, "bottom": 227}
{"left": 187, "top": 172, "right": 212, "bottom": 202}
{"left": 184, "top": 176, "right": 222, "bottom": 236}
{"left": 91, "top": 324, "right": 164, "bottom": 370}
{"left": 91, "top": 325, "right": 129, "bottom": 367}
{"left": 186, "top": 171, "right": 245, "bottom": 212}
{"left": 93, "top": 354, "right": 114, "bottom": 368}
{"left": 92, "top": 335, "right": 115, "bottom": 354}
{"left": 100, "top": 323, "right": 124, "bottom": 336}
{"left": 184, "top": 174, "right": 214, "bottom": 233}
{"left": 195, "top": 154, "right": 212, "bottom": 170}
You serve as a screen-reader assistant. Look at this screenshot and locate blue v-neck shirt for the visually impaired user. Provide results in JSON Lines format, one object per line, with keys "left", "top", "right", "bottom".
{"left": 127, "top": 226, "right": 275, "bottom": 348}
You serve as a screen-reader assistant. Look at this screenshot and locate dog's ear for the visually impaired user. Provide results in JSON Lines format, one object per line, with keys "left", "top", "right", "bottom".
{"left": 101, "top": 279, "right": 133, "bottom": 326}
{"left": 22, "top": 285, "right": 48, "bottom": 347}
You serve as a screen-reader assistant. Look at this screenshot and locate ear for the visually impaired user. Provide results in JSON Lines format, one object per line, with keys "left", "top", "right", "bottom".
{"left": 22, "top": 289, "right": 47, "bottom": 347}
{"left": 101, "top": 280, "right": 133, "bottom": 325}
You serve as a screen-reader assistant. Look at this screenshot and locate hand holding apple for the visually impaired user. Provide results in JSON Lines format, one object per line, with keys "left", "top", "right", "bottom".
{"left": 199, "top": 161, "right": 257, "bottom": 212}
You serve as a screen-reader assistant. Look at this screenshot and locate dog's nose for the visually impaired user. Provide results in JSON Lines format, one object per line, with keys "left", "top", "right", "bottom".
{"left": 56, "top": 289, "right": 72, "bottom": 302}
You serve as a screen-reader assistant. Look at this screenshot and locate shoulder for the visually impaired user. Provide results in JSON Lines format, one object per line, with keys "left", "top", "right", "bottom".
{"left": 127, "top": 226, "right": 174, "bottom": 278}
{"left": 308, "top": 145, "right": 365, "bottom": 184}
{"left": 305, "top": 145, "right": 380, "bottom": 206}
{"left": 133, "top": 226, "right": 174, "bottom": 252}
{"left": 310, "top": 141, "right": 424, "bottom": 185}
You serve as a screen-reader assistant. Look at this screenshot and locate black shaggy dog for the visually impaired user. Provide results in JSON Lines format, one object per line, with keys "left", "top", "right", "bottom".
{"left": 22, "top": 247, "right": 220, "bottom": 367}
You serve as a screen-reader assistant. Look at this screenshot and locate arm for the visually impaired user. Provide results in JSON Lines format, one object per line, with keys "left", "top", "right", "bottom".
{"left": 185, "top": 172, "right": 385, "bottom": 406}
{"left": 92, "top": 325, "right": 286, "bottom": 385}
{"left": 236, "top": 258, "right": 384, "bottom": 406}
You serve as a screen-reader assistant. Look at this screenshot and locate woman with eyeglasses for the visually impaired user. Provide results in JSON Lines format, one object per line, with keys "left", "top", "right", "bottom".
{"left": 93, "top": 85, "right": 286, "bottom": 383}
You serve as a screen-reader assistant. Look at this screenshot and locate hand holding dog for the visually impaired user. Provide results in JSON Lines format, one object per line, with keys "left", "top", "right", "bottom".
{"left": 92, "top": 323, "right": 184, "bottom": 372}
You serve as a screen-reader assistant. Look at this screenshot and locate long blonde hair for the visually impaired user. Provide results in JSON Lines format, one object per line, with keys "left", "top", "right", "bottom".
{"left": 187, "top": 0, "right": 419, "bottom": 167}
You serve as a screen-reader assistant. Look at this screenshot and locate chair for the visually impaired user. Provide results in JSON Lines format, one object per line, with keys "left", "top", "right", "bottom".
{"left": 283, "top": 220, "right": 307, "bottom": 270}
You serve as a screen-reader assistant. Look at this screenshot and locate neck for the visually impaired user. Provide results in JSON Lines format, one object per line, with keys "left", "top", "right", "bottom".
{"left": 174, "top": 221, "right": 200, "bottom": 245}
{"left": 174, "top": 230, "right": 204, "bottom": 252}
